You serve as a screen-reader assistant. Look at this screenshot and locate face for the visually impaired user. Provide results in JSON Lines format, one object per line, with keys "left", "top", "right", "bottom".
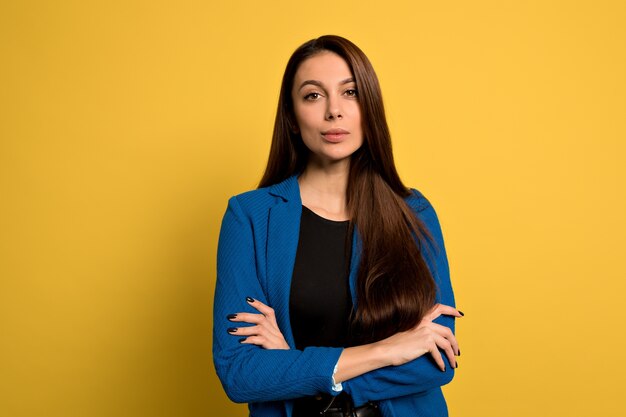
{"left": 291, "top": 51, "right": 363, "bottom": 166}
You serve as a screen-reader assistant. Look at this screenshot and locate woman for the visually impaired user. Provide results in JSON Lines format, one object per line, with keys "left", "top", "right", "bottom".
{"left": 213, "top": 35, "right": 462, "bottom": 417}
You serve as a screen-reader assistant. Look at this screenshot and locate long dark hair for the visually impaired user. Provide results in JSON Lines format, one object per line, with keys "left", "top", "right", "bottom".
{"left": 259, "top": 35, "right": 436, "bottom": 344}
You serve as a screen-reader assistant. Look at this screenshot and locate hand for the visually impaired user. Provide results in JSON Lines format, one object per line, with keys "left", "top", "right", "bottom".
{"left": 227, "top": 297, "right": 290, "bottom": 350}
{"left": 418, "top": 303, "right": 462, "bottom": 368}
{"left": 378, "top": 303, "right": 462, "bottom": 371}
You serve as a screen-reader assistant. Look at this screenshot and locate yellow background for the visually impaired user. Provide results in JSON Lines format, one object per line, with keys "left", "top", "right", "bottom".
{"left": 1, "top": 1, "right": 625, "bottom": 416}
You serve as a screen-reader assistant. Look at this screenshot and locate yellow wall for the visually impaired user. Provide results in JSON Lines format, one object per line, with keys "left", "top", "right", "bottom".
{"left": 1, "top": 1, "right": 625, "bottom": 416}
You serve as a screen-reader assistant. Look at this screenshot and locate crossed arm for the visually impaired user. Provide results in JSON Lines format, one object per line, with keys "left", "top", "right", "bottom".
{"left": 213, "top": 196, "right": 461, "bottom": 405}
{"left": 229, "top": 298, "right": 460, "bottom": 406}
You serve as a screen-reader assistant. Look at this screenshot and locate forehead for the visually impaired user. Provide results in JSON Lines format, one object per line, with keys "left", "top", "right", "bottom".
{"left": 293, "top": 51, "right": 354, "bottom": 85}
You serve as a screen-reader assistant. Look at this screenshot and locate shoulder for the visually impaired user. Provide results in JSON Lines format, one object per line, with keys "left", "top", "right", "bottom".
{"left": 403, "top": 187, "right": 446, "bottom": 239}
{"left": 403, "top": 187, "right": 433, "bottom": 214}
{"left": 230, "top": 186, "right": 275, "bottom": 210}
{"left": 224, "top": 175, "right": 298, "bottom": 218}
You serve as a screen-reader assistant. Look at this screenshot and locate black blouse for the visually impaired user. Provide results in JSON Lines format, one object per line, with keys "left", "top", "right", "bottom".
{"left": 289, "top": 205, "right": 353, "bottom": 350}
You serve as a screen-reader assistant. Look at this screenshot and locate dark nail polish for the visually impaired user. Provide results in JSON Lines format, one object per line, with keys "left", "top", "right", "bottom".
{"left": 246, "top": 296, "right": 255, "bottom": 303}
{"left": 458, "top": 310, "right": 464, "bottom": 316}
{"left": 455, "top": 362, "right": 459, "bottom": 368}
{"left": 238, "top": 338, "right": 247, "bottom": 344}
{"left": 458, "top": 349, "right": 461, "bottom": 356}
{"left": 227, "top": 314, "right": 237, "bottom": 320}
{"left": 227, "top": 327, "right": 237, "bottom": 333}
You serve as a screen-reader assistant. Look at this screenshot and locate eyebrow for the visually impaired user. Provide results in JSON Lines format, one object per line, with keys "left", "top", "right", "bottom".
{"left": 297, "top": 77, "right": 355, "bottom": 91}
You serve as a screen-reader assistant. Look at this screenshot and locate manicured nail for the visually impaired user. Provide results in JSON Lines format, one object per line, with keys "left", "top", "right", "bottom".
{"left": 458, "top": 310, "right": 464, "bottom": 316}
{"left": 227, "top": 327, "right": 237, "bottom": 333}
{"left": 238, "top": 338, "right": 247, "bottom": 344}
{"left": 246, "top": 296, "right": 255, "bottom": 303}
{"left": 455, "top": 362, "right": 459, "bottom": 368}
{"left": 227, "top": 314, "right": 237, "bottom": 320}
{"left": 441, "top": 366, "right": 446, "bottom": 372}
{"left": 458, "top": 349, "right": 461, "bottom": 356}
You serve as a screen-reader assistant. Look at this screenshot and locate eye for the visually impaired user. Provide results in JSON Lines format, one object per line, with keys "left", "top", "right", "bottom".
{"left": 304, "top": 92, "right": 321, "bottom": 101}
{"left": 345, "top": 88, "right": 358, "bottom": 98}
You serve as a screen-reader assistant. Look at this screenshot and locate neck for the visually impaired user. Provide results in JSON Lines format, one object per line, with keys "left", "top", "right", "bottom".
{"left": 297, "top": 158, "right": 350, "bottom": 221}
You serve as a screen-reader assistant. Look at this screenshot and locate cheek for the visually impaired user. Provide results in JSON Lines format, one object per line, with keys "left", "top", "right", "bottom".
{"left": 348, "top": 103, "right": 362, "bottom": 120}
{"left": 294, "top": 107, "right": 317, "bottom": 130}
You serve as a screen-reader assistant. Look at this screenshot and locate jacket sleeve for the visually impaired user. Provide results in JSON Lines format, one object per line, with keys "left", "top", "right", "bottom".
{"left": 343, "top": 196, "right": 457, "bottom": 406}
{"left": 212, "top": 196, "right": 344, "bottom": 404}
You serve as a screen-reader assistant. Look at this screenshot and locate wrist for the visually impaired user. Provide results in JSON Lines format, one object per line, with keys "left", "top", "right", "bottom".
{"left": 334, "top": 342, "right": 391, "bottom": 383}
{"left": 372, "top": 337, "right": 397, "bottom": 367}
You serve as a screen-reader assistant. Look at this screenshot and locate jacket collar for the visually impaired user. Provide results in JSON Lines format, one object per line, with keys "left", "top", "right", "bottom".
{"left": 267, "top": 174, "right": 301, "bottom": 203}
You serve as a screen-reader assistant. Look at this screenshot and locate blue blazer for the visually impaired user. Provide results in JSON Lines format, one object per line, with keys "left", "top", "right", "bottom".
{"left": 213, "top": 175, "right": 457, "bottom": 417}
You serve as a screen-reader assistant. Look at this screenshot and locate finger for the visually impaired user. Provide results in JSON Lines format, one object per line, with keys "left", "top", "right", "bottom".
{"left": 428, "top": 304, "right": 464, "bottom": 320}
{"left": 240, "top": 334, "right": 286, "bottom": 350}
{"left": 230, "top": 323, "right": 283, "bottom": 342}
{"left": 434, "top": 333, "right": 457, "bottom": 368}
{"left": 429, "top": 343, "right": 446, "bottom": 372}
{"left": 227, "top": 325, "right": 261, "bottom": 337}
{"left": 245, "top": 297, "right": 271, "bottom": 315}
{"left": 227, "top": 313, "right": 283, "bottom": 339}
{"left": 227, "top": 312, "right": 265, "bottom": 324}
{"left": 239, "top": 335, "right": 262, "bottom": 346}
{"left": 428, "top": 322, "right": 460, "bottom": 355}
{"left": 246, "top": 297, "right": 279, "bottom": 325}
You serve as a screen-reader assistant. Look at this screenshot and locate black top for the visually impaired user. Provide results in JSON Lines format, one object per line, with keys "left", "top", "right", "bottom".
{"left": 289, "top": 205, "right": 353, "bottom": 350}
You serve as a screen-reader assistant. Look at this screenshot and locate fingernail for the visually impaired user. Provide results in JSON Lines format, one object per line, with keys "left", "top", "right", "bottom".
{"left": 238, "top": 338, "right": 247, "bottom": 344}
{"left": 441, "top": 366, "right": 446, "bottom": 372}
{"left": 456, "top": 362, "right": 459, "bottom": 368}
{"left": 246, "top": 296, "right": 255, "bottom": 303}
{"left": 458, "top": 310, "right": 464, "bottom": 316}
{"left": 227, "top": 314, "right": 237, "bottom": 320}
{"left": 458, "top": 349, "right": 461, "bottom": 356}
{"left": 227, "top": 327, "right": 237, "bottom": 333}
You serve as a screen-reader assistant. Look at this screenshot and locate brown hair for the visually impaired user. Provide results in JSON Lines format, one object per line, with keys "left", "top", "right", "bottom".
{"left": 259, "top": 35, "right": 436, "bottom": 344}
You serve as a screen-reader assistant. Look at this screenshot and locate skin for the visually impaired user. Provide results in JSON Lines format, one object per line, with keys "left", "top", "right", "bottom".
{"left": 227, "top": 51, "right": 462, "bottom": 382}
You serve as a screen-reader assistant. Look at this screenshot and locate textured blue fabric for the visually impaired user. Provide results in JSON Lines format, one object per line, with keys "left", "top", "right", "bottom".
{"left": 213, "top": 175, "right": 457, "bottom": 417}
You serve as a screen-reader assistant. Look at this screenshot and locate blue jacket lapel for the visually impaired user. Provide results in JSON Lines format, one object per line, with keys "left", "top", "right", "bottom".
{"left": 266, "top": 176, "right": 302, "bottom": 347}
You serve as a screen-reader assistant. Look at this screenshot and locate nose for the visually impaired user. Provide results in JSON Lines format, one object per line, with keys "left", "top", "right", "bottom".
{"left": 325, "top": 94, "right": 343, "bottom": 120}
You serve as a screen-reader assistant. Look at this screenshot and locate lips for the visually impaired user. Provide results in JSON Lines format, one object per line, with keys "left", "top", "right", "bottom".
{"left": 321, "top": 128, "right": 350, "bottom": 142}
